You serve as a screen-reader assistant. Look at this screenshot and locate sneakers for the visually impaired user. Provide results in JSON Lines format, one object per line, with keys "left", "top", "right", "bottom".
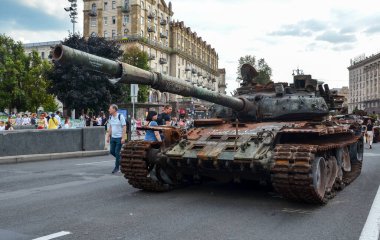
{"left": 112, "top": 168, "right": 119, "bottom": 174}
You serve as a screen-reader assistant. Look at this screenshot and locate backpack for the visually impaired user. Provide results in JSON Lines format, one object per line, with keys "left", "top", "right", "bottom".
{"left": 110, "top": 114, "right": 127, "bottom": 126}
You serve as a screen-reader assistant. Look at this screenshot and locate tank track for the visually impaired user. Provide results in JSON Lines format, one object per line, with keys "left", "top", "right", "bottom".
{"left": 272, "top": 143, "right": 362, "bottom": 204}
{"left": 120, "top": 141, "right": 170, "bottom": 192}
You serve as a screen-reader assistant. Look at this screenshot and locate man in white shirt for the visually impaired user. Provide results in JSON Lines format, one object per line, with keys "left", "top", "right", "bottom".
{"left": 107, "top": 104, "right": 127, "bottom": 174}
{"left": 55, "top": 111, "right": 62, "bottom": 128}
{"left": 22, "top": 114, "right": 31, "bottom": 125}
{"left": 0, "top": 121, "right": 5, "bottom": 131}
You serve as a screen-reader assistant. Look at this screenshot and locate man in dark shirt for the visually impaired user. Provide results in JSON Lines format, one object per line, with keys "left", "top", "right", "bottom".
{"left": 158, "top": 105, "right": 172, "bottom": 126}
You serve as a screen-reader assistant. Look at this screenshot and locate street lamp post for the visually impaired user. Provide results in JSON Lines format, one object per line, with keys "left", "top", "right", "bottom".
{"left": 64, "top": 0, "right": 78, "bottom": 34}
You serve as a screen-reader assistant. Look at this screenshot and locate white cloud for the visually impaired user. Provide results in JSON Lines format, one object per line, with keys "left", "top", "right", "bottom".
{"left": 5, "top": 0, "right": 380, "bottom": 93}
{"left": 170, "top": 0, "right": 380, "bottom": 92}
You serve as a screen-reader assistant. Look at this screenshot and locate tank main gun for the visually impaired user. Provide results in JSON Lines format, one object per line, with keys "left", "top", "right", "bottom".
{"left": 52, "top": 44, "right": 333, "bottom": 121}
{"left": 51, "top": 44, "right": 252, "bottom": 113}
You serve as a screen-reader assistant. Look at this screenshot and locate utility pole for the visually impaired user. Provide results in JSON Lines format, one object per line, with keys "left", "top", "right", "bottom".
{"left": 64, "top": 0, "right": 78, "bottom": 34}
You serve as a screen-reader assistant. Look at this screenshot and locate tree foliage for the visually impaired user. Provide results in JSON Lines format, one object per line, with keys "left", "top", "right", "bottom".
{"left": 0, "top": 34, "right": 56, "bottom": 112}
{"left": 236, "top": 55, "right": 272, "bottom": 84}
{"left": 48, "top": 34, "right": 124, "bottom": 114}
{"left": 121, "top": 46, "right": 150, "bottom": 103}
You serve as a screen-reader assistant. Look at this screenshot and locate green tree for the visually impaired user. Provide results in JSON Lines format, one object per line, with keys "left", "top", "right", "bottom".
{"left": 0, "top": 34, "right": 56, "bottom": 112}
{"left": 48, "top": 34, "right": 123, "bottom": 115}
{"left": 121, "top": 46, "right": 150, "bottom": 103}
{"left": 25, "top": 51, "right": 57, "bottom": 112}
{"left": 236, "top": 55, "right": 272, "bottom": 84}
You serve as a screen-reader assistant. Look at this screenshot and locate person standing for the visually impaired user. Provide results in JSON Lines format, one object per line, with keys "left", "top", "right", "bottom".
{"left": 0, "top": 121, "right": 5, "bottom": 131}
{"left": 158, "top": 105, "right": 173, "bottom": 126}
{"left": 107, "top": 104, "right": 127, "bottom": 174}
{"left": 55, "top": 111, "right": 62, "bottom": 128}
{"left": 48, "top": 114, "right": 59, "bottom": 129}
{"left": 15, "top": 114, "right": 22, "bottom": 126}
{"left": 37, "top": 114, "right": 47, "bottom": 129}
{"left": 144, "top": 111, "right": 162, "bottom": 142}
{"left": 366, "top": 119, "right": 374, "bottom": 149}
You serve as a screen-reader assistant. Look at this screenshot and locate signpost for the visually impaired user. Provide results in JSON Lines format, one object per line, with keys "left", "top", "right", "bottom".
{"left": 131, "top": 84, "right": 139, "bottom": 120}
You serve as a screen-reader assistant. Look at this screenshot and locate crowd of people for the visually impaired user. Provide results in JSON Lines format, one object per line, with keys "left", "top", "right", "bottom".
{"left": 0, "top": 111, "right": 72, "bottom": 131}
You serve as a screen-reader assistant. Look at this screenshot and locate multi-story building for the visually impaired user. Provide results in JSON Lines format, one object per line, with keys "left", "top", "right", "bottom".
{"left": 82, "top": 0, "right": 222, "bottom": 106}
{"left": 218, "top": 68, "right": 226, "bottom": 94}
{"left": 348, "top": 53, "right": 380, "bottom": 114}
{"left": 23, "top": 41, "right": 61, "bottom": 61}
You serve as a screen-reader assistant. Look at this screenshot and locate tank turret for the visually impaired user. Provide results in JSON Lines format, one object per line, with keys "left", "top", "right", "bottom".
{"left": 52, "top": 45, "right": 336, "bottom": 121}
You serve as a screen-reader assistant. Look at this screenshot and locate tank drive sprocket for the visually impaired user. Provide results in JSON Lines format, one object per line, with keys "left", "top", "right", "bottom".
{"left": 120, "top": 141, "right": 171, "bottom": 192}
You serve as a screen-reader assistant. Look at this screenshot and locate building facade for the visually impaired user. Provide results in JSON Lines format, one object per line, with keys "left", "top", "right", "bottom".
{"left": 348, "top": 53, "right": 380, "bottom": 114}
{"left": 23, "top": 41, "right": 61, "bottom": 61}
{"left": 82, "top": 0, "right": 222, "bottom": 105}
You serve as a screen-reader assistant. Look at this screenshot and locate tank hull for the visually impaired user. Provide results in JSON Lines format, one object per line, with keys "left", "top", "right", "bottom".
{"left": 121, "top": 121, "right": 363, "bottom": 204}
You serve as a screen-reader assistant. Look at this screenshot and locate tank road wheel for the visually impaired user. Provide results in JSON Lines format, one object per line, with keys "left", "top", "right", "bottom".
{"left": 120, "top": 141, "right": 172, "bottom": 192}
{"left": 311, "top": 157, "right": 328, "bottom": 203}
{"left": 343, "top": 139, "right": 364, "bottom": 185}
{"left": 325, "top": 156, "right": 338, "bottom": 194}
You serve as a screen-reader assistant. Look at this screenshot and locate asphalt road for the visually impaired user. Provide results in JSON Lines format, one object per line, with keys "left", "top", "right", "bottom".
{"left": 0, "top": 144, "right": 379, "bottom": 240}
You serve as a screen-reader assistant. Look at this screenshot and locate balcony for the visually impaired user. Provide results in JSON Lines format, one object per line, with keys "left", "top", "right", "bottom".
{"left": 147, "top": 26, "right": 156, "bottom": 33}
{"left": 160, "top": 19, "right": 167, "bottom": 25}
{"left": 160, "top": 33, "right": 167, "bottom": 39}
{"left": 185, "top": 66, "right": 191, "bottom": 72}
{"left": 88, "top": 10, "right": 97, "bottom": 16}
{"left": 159, "top": 58, "right": 167, "bottom": 64}
{"left": 121, "top": 5, "right": 130, "bottom": 13}
{"left": 148, "top": 54, "right": 156, "bottom": 61}
{"left": 147, "top": 12, "right": 155, "bottom": 19}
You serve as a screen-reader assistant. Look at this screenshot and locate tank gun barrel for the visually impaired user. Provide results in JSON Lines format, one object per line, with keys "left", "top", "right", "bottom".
{"left": 52, "top": 44, "right": 250, "bottom": 112}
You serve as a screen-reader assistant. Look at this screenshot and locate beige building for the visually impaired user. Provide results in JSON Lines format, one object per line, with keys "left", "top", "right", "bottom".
{"left": 82, "top": 0, "right": 222, "bottom": 104}
{"left": 23, "top": 41, "right": 61, "bottom": 61}
{"left": 348, "top": 53, "right": 380, "bottom": 114}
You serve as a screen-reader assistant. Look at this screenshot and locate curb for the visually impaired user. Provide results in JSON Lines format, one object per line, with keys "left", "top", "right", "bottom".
{"left": 0, "top": 150, "right": 110, "bottom": 165}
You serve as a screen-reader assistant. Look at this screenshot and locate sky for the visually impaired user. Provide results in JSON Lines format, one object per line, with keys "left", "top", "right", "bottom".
{"left": 1, "top": 0, "right": 380, "bottom": 94}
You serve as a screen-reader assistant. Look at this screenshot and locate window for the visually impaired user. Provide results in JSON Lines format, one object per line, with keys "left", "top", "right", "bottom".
{"left": 141, "top": 16, "right": 144, "bottom": 25}
{"left": 112, "top": 16, "right": 116, "bottom": 24}
{"left": 124, "top": 29, "right": 128, "bottom": 37}
{"left": 91, "top": 32, "right": 97, "bottom": 37}
{"left": 112, "top": 1, "right": 116, "bottom": 9}
{"left": 104, "top": 17, "right": 108, "bottom": 25}
{"left": 123, "top": 14, "right": 129, "bottom": 23}
{"left": 90, "top": 17, "right": 96, "bottom": 27}
{"left": 41, "top": 52, "right": 45, "bottom": 59}
{"left": 91, "top": 3, "right": 97, "bottom": 12}
{"left": 141, "top": 30, "right": 144, "bottom": 36}
{"left": 112, "top": 30, "right": 116, "bottom": 38}
{"left": 141, "top": 1, "right": 144, "bottom": 9}
{"left": 104, "top": 31, "right": 108, "bottom": 38}
{"left": 104, "top": 2, "right": 108, "bottom": 10}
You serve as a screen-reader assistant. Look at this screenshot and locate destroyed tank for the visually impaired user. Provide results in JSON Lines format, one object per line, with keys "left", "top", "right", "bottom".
{"left": 52, "top": 45, "right": 364, "bottom": 204}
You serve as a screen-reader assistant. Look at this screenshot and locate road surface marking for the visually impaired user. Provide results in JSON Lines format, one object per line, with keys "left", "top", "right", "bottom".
{"left": 32, "top": 231, "right": 71, "bottom": 240}
{"left": 359, "top": 185, "right": 380, "bottom": 240}
{"left": 75, "top": 160, "right": 111, "bottom": 166}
